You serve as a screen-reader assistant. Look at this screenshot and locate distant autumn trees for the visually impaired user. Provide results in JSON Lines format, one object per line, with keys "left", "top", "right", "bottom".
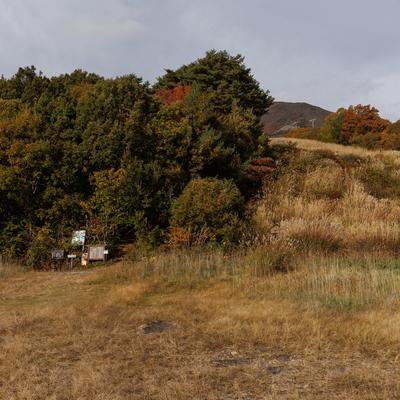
{"left": 381, "top": 121, "right": 400, "bottom": 150}
{"left": 289, "top": 104, "right": 399, "bottom": 149}
{"left": 340, "top": 105, "right": 389, "bottom": 146}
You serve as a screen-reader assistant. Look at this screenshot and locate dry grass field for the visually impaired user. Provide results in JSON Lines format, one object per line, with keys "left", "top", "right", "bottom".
{"left": 3, "top": 253, "right": 400, "bottom": 400}
{"left": 270, "top": 137, "right": 400, "bottom": 160}
{"left": 3, "top": 138, "right": 400, "bottom": 399}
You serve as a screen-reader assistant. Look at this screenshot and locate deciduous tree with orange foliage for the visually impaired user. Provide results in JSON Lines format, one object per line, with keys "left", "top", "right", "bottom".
{"left": 340, "top": 104, "right": 389, "bottom": 147}
{"left": 317, "top": 104, "right": 389, "bottom": 148}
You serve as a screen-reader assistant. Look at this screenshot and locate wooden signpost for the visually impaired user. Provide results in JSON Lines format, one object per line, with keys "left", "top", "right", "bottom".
{"left": 67, "top": 254, "right": 77, "bottom": 269}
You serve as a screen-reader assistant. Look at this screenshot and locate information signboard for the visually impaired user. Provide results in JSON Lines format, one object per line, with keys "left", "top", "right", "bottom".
{"left": 88, "top": 245, "right": 106, "bottom": 261}
{"left": 71, "top": 230, "right": 86, "bottom": 246}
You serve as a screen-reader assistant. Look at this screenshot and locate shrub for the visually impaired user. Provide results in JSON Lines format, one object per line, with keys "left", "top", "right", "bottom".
{"left": 170, "top": 178, "right": 244, "bottom": 244}
{"left": 25, "top": 226, "right": 57, "bottom": 268}
{"left": 381, "top": 120, "right": 400, "bottom": 150}
{"left": 349, "top": 131, "right": 382, "bottom": 149}
{"left": 357, "top": 164, "right": 400, "bottom": 199}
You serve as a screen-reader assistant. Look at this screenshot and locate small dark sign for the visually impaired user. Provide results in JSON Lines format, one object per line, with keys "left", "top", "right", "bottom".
{"left": 51, "top": 249, "right": 64, "bottom": 260}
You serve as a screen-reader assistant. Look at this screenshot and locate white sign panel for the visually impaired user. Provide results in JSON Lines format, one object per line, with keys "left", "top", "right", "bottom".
{"left": 71, "top": 230, "right": 86, "bottom": 246}
{"left": 88, "top": 245, "right": 106, "bottom": 261}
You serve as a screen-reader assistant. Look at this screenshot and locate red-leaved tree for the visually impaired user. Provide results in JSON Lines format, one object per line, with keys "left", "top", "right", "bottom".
{"left": 155, "top": 84, "right": 191, "bottom": 105}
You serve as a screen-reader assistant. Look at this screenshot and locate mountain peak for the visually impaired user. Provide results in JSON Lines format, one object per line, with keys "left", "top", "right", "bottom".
{"left": 262, "top": 101, "right": 332, "bottom": 136}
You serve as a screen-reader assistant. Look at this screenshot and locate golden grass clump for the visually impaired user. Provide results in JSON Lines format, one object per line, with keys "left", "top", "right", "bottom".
{"left": 303, "top": 162, "right": 345, "bottom": 199}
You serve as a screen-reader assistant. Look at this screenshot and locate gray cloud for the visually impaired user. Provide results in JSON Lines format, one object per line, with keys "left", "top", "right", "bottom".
{"left": 1, "top": 0, "right": 399, "bottom": 119}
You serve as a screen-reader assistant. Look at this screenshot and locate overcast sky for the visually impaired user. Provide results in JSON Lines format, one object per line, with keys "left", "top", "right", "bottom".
{"left": 1, "top": 0, "right": 400, "bottom": 120}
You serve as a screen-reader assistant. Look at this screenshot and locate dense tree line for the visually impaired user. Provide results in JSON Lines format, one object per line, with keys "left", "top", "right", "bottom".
{"left": 0, "top": 51, "right": 273, "bottom": 266}
{"left": 289, "top": 104, "right": 400, "bottom": 149}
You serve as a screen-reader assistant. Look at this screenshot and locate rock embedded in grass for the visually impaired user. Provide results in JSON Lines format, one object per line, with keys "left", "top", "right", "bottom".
{"left": 139, "top": 320, "right": 177, "bottom": 335}
{"left": 214, "top": 358, "right": 255, "bottom": 368}
{"left": 265, "top": 366, "right": 284, "bottom": 375}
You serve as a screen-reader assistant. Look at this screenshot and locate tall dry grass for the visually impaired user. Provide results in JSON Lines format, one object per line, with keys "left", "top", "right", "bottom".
{"left": 256, "top": 138, "right": 400, "bottom": 255}
{"left": 85, "top": 246, "right": 400, "bottom": 314}
{"left": 0, "top": 261, "right": 24, "bottom": 279}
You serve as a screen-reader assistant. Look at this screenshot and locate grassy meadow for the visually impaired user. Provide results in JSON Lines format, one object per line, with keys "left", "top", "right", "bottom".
{"left": 2, "top": 138, "right": 400, "bottom": 399}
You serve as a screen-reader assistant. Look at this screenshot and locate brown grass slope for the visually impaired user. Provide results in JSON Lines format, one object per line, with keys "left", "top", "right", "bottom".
{"left": 262, "top": 102, "right": 331, "bottom": 136}
{"left": 2, "top": 138, "right": 400, "bottom": 399}
{"left": 265, "top": 137, "right": 400, "bottom": 254}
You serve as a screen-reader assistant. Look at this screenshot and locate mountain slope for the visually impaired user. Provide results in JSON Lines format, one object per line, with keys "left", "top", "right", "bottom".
{"left": 262, "top": 101, "right": 332, "bottom": 136}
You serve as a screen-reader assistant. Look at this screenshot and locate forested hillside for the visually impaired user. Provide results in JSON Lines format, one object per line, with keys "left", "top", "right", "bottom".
{"left": 0, "top": 51, "right": 273, "bottom": 266}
